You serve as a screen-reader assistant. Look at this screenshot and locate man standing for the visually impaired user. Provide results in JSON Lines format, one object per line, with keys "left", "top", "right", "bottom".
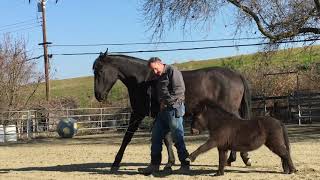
{"left": 138, "top": 57, "right": 190, "bottom": 175}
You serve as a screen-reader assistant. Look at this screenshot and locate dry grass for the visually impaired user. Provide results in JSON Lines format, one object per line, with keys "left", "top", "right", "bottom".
{"left": 0, "top": 125, "right": 319, "bottom": 180}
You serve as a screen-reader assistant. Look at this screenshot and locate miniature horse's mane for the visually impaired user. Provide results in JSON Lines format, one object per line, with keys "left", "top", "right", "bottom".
{"left": 195, "top": 99, "right": 239, "bottom": 119}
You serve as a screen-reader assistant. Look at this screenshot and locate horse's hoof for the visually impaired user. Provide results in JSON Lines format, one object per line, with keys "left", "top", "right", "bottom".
{"left": 289, "top": 168, "right": 298, "bottom": 174}
{"left": 225, "top": 161, "right": 232, "bottom": 166}
{"left": 214, "top": 172, "right": 224, "bottom": 176}
{"left": 245, "top": 159, "right": 252, "bottom": 166}
{"left": 110, "top": 166, "right": 119, "bottom": 172}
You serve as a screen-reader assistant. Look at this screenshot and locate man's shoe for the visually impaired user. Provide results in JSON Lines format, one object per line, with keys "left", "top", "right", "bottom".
{"left": 163, "top": 165, "right": 173, "bottom": 174}
{"left": 176, "top": 164, "right": 190, "bottom": 174}
{"left": 138, "top": 164, "right": 160, "bottom": 175}
{"left": 177, "top": 158, "right": 190, "bottom": 174}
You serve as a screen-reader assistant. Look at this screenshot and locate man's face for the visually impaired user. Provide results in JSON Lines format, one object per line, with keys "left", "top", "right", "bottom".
{"left": 149, "top": 61, "right": 164, "bottom": 76}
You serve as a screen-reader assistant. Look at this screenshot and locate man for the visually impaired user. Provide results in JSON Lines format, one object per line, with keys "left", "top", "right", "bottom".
{"left": 138, "top": 57, "right": 190, "bottom": 175}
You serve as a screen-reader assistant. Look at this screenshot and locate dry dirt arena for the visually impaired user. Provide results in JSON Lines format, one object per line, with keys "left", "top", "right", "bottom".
{"left": 1, "top": 124, "right": 319, "bottom": 180}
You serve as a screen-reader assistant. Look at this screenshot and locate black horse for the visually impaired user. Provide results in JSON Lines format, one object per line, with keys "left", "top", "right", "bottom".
{"left": 93, "top": 53, "right": 252, "bottom": 171}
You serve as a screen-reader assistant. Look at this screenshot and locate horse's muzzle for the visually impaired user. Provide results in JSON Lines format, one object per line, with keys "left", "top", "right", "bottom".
{"left": 95, "top": 92, "right": 104, "bottom": 102}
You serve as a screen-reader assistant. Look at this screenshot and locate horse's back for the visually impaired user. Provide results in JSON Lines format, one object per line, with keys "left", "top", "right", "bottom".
{"left": 182, "top": 67, "right": 244, "bottom": 115}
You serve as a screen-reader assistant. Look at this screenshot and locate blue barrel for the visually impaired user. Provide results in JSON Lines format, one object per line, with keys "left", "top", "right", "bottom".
{"left": 57, "top": 118, "right": 77, "bottom": 138}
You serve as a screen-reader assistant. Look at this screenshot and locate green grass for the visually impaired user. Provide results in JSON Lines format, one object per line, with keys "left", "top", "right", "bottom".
{"left": 176, "top": 45, "right": 320, "bottom": 71}
{"left": 32, "top": 45, "right": 320, "bottom": 107}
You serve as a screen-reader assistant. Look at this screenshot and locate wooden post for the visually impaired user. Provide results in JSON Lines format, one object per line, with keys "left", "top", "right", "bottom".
{"left": 40, "top": 0, "right": 50, "bottom": 101}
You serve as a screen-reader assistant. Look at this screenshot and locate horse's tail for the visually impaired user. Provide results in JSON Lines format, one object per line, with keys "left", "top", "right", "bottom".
{"left": 281, "top": 123, "right": 290, "bottom": 152}
{"left": 239, "top": 74, "right": 251, "bottom": 119}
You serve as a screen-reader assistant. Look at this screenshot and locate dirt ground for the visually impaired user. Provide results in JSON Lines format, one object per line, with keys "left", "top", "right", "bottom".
{"left": 0, "top": 124, "right": 320, "bottom": 180}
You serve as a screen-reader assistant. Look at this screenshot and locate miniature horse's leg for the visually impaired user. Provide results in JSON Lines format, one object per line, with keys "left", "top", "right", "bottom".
{"left": 163, "top": 132, "right": 175, "bottom": 169}
{"left": 216, "top": 149, "right": 228, "bottom": 176}
{"left": 188, "top": 138, "right": 216, "bottom": 162}
{"left": 111, "top": 113, "right": 144, "bottom": 172}
{"left": 265, "top": 142, "right": 296, "bottom": 174}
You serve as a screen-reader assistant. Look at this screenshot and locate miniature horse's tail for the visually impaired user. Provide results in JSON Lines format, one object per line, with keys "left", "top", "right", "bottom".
{"left": 281, "top": 123, "right": 290, "bottom": 152}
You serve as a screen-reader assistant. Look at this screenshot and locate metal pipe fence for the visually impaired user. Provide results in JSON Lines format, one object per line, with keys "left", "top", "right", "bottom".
{"left": 0, "top": 107, "right": 131, "bottom": 140}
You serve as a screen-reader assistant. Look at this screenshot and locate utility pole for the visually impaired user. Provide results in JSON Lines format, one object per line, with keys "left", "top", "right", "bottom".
{"left": 39, "top": 0, "right": 50, "bottom": 101}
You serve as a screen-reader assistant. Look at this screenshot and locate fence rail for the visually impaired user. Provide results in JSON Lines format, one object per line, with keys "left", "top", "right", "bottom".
{"left": 252, "top": 90, "right": 320, "bottom": 125}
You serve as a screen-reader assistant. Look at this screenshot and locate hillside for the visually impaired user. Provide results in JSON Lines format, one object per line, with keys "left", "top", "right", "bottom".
{"left": 33, "top": 45, "right": 320, "bottom": 107}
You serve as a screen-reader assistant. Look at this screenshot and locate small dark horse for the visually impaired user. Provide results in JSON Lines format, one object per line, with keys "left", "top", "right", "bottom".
{"left": 93, "top": 53, "right": 251, "bottom": 171}
{"left": 188, "top": 99, "right": 296, "bottom": 176}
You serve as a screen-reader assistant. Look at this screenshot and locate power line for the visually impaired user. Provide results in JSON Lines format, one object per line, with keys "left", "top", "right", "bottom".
{"left": 5, "top": 25, "right": 42, "bottom": 33}
{"left": 0, "top": 22, "right": 42, "bottom": 32}
{"left": 49, "top": 37, "right": 267, "bottom": 47}
{"left": 0, "top": 18, "right": 40, "bottom": 29}
{"left": 49, "top": 38, "right": 320, "bottom": 56}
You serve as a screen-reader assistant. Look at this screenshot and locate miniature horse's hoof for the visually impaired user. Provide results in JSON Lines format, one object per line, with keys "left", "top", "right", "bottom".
{"left": 110, "top": 166, "right": 119, "bottom": 173}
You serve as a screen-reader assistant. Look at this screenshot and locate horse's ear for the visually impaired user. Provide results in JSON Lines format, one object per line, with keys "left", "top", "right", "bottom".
{"left": 103, "top": 48, "right": 108, "bottom": 56}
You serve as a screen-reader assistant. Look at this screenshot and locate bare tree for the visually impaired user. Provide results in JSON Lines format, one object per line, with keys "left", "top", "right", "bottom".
{"left": 0, "top": 34, "right": 42, "bottom": 111}
{"left": 142, "top": 0, "right": 320, "bottom": 41}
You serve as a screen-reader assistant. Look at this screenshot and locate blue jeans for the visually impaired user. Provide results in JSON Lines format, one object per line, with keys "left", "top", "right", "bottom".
{"left": 150, "top": 103, "right": 189, "bottom": 165}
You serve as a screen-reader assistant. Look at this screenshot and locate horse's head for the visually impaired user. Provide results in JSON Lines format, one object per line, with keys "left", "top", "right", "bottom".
{"left": 92, "top": 52, "right": 119, "bottom": 102}
{"left": 190, "top": 102, "right": 208, "bottom": 135}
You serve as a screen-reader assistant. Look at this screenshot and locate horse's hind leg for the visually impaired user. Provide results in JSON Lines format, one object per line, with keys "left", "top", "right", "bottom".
{"left": 226, "top": 151, "right": 236, "bottom": 166}
{"left": 240, "top": 151, "right": 252, "bottom": 166}
{"left": 164, "top": 132, "right": 175, "bottom": 170}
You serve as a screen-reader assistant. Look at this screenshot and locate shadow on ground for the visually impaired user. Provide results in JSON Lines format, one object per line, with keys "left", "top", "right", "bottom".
{"left": 0, "top": 162, "right": 282, "bottom": 177}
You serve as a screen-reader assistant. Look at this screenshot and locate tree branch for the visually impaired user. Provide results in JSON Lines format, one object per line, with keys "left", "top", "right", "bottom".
{"left": 228, "top": 0, "right": 320, "bottom": 41}
{"left": 315, "top": 0, "right": 320, "bottom": 13}
{"left": 227, "top": 0, "right": 278, "bottom": 40}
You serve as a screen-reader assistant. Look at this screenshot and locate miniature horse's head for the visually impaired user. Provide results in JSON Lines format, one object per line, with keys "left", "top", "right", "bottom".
{"left": 191, "top": 100, "right": 210, "bottom": 135}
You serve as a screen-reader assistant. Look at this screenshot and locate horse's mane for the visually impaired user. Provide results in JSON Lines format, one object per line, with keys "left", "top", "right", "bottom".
{"left": 108, "top": 54, "right": 146, "bottom": 62}
{"left": 196, "top": 99, "right": 238, "bottom": 119}
{"left": 93, "top": 54, "right": 148, "bottom": 70}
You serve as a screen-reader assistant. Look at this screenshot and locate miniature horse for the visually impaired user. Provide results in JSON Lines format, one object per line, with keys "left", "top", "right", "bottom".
{"left": 188, "top": 99, "right": 296, "bottom": 176}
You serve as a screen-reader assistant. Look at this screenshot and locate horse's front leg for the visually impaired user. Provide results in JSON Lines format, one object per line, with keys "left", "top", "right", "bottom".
{"left": 163, "top": 132, "right": 175, "bottom": 170}
{"left": 111, "top": 113, "right": 144, "bottom": 172}
{"left": 216, "top": 149, "right": 228, "bottom": 176}
{"left": 188, "top": 138, "right": 216, "bottom": 162}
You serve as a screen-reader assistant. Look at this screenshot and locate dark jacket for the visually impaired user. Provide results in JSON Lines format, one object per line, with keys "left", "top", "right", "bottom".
{"left": 157, "top": 64, "right": 185, "bottom": 108}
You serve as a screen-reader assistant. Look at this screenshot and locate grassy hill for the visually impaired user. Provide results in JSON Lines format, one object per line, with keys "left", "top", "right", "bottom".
{"left": 33, "top": 45, "right": 320, "bottom": 107}
{"left": 34, "top": 76, "right": 127, "bottom": 107}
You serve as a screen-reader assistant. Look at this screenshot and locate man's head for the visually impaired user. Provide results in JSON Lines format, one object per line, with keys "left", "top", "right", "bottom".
{"left": 148, "top": 57, "right": 165, "bottom": 76}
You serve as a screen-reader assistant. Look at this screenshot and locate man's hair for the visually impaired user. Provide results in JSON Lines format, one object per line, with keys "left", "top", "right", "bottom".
{"left": 148, "top": 57, "right": 162, "bottom": 66}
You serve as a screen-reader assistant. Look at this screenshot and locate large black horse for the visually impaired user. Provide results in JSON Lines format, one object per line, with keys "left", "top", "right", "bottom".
{"left": 93, "top": 53, "right": 252, "bottom": 171}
